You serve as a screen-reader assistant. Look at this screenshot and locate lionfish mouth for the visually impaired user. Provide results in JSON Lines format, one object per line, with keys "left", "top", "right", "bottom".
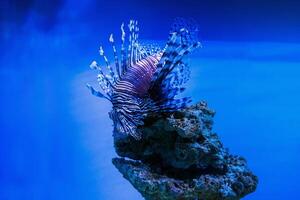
{"left": 87, "top": 18, "right": 201, "bottom": 139}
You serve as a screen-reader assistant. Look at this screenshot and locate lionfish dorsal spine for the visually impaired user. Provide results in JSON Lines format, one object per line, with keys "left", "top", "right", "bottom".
{"left": 127, "top": 20, "right": 134, "bottom": 67}
{"left": 120, "top": 23, "right": 127, "bottom": 76}
{"left": 109, "top": 34, "right": 121, "bottom": 78}
{"left": 99, "top": 46, "right": 117, "bottom": 83}
{"left": 127, "top": 20, "right": 141, "bottom": 67}
{"left": 88, "top": 61, "right": 112, "bottom": 100}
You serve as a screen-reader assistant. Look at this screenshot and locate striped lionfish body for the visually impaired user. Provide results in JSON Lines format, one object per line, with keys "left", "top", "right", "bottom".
{"left": 87, "top": 19, "right": 201, "bottom": 139}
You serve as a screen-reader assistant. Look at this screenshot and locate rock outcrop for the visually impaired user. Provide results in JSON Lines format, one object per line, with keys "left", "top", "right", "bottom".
{"left": 112, "top": 101, "right": 258, "bottom": 200}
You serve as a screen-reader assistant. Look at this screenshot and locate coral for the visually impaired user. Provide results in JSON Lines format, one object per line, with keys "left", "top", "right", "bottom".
{"left": 112, "top": 101, "right": 258, "bottom": 199}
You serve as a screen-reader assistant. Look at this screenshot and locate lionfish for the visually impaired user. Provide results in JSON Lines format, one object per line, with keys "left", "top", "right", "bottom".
{"left": 87, "top": 19, "right": 201, "bottom": 139}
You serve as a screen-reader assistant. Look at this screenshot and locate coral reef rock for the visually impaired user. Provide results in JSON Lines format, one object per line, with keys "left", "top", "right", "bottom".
{"left": 113, "top": 101, "right": 258, "bottom": 200}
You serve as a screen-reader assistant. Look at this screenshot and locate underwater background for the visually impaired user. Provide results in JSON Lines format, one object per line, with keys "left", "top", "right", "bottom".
{"left": 1, "top": 0, "right": 300, "bottom": 199}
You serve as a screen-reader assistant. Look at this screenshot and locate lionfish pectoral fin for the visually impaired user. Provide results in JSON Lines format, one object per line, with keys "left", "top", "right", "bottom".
{"left": 151, "top": 18, "right": 200, "bottom": 87}
{"left": 148, "top": 18, "right": 200, "bottom": 108}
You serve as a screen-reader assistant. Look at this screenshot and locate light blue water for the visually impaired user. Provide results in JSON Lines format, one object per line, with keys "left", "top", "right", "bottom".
{"left": 1, "top": 1, "right": 300, "bottom": 199}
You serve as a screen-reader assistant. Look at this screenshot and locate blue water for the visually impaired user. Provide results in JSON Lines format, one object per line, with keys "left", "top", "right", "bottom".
{"left": 1, "top": 0, "right": 300, "bottom": 199}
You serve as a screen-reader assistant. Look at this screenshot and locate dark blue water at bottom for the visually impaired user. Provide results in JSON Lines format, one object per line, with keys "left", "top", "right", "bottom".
{"left": 0, "top": 39, "right": 299, "bottom": 200}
